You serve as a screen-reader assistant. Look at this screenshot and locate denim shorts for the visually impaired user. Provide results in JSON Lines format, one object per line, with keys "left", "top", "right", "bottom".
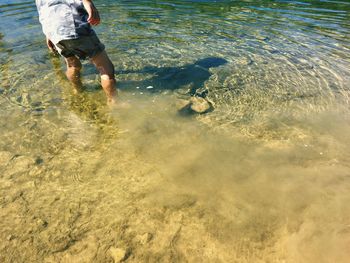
{"left": 55, "top": 34, "right": 105, "bottom": 60}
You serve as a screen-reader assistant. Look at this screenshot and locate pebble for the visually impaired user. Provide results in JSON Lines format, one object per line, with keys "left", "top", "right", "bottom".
{"left": 127, "top": 48, "right": 137, "bottom": 54}
{"left": 135, "top": 233, "right": 153, "bottom": 245}
{"left": 239, "top": 57, "right": 254, "bottom": 65}
{"left": 36, "top": 218, "right": 48, "bottom": 228}
{"left": 146, "top": 86, "right": 154, "bottom": 89}
{"left": 35, "top": 157, "right": 44, "bottom": 165}
{"left": 10, "top": 155, "right": 33, "bottom": 172}
{"left": 256, "top": 35, "right": 269, "bottom": 41}
{"left": 109, "top": 247, "right": 127, "bottom": 262}
{"left": 0, "top": 151, "right": 12, "bottom": 165}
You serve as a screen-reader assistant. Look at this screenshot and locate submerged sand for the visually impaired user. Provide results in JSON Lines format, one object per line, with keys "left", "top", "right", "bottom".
{"left": 1, "top": 91, "right": 350, "bottom": 262}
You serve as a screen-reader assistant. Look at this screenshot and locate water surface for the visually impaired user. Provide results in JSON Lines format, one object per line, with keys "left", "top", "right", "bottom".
{"left": 1, "top": 0, "right": 350, "bottom": 262}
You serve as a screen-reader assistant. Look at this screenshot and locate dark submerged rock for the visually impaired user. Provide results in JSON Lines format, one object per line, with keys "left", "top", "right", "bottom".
{"left": 176, "top": 96, "right": 213, "bottom": 114}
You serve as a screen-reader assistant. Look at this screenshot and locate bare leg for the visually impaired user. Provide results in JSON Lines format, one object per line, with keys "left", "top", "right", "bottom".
{"left": 65, "top": 56, "right": 83, "bottom": 92}
{"left": 90, "top": 50, "right": 117, "bottom": 103}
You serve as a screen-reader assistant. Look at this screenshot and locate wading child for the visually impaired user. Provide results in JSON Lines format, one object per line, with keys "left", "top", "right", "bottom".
{"left": 36, "top": 0, "right": 117, "bottom": 103}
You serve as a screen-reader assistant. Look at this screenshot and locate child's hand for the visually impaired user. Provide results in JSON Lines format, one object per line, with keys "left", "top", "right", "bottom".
{"left": 83, "top": 0, "right": 100, "bottom": 26}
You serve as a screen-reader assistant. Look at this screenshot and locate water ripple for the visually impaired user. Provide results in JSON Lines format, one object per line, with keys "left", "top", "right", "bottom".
{"left": 0, "top": 0, "right": 349, "bottom": 134}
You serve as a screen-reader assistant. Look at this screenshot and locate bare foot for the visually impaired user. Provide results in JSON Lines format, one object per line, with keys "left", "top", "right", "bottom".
{"left": 72, "top": 84, "right": 83, "bottom": 94}
{"left": 108, "top": 97, "right": 131, "bottom": 109}
{"left": 107, "top": 96, "right": 117, "bottom": 105}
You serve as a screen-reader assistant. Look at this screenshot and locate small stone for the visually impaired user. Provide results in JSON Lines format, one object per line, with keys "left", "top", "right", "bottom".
{"left": 22, "top": 93, "right": 31, "bottom": 104}
{"left": 190, "top": 97, "right": 211, "bottom": 113}
{"left": 146, "top": 86, "right": 154, "bottom": 89}
{"left": 135, "top": 233, "right": 153, "bottom": 245}
{"left": 239, "top": 57, "right": 254, "bottom": 65}
{"left": 109, "top": 247, "right": 128, "bottom": 262}
{"left": 0, "top": 151, "right": 12, "bottom": 166}
{"left": 35, "top": 157, "right": 44, "bottom": 165}
{"left": 33, "top": 218, "right": 48, "bottom": 231}
{"left": 7, "top": 235, "right": 14, "bottom": 241}
{"left": 256, "top": 35, "right": 269, "bottom": 41}
{"left": 37, "top": 218, "right": 48, "bottom": 228}
{"left": 127, "top": 48, "right": 137, "bottom": 54}
{"left": 10, "top": 156, "right": 32, "bottom": 173}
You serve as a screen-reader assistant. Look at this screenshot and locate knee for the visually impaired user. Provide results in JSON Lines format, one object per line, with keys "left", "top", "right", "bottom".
{"left": 100, "top": 73, "right": 115, "bottom": 81}
{"left": 66, "top": 57, "right": 82, "bottom": 71}
{"left": 102, "top": 73, "right": 115, "bottom": 80}
{"left": 97, "top": 62, "right": 115, "bottom": 79}
{"left": 67, "top": 65, "right": 81, "bottom": 75}
{"left": 102, "top": 67, "right": 115, "bottom": 79}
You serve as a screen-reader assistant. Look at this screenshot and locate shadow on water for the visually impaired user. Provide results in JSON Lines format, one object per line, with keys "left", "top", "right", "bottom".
{"left": 117, "top": 57, "right": 228, "bottom": 96}
{"left": 50, "top": 56, "right": 227, "bottom": 99}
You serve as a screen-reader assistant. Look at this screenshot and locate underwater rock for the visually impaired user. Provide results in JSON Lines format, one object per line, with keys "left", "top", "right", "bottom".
{"left": 256, "top": 35, "right": 270, "bottom": 41}
{"left": 135, "top": 232, "right": 153, "bottom": 245}
{"left": 238, "top": 57, "right": 254, "bottom": 65}
{"left": 190, "top": 97, "right": 212, "bottom": 113}
{"left": 109, "top": 247, "right": 128, "bottom": 262}
{"left": 6, "top": 234, "right": 14, "bottom": 241}
{"left": 35, "top": 218, "right": 48, "bottom": 230}
{"left": 50, "top": 234, "right": 74, "bottom": 253}
{"left": 176, "top": 97, "right": 213, "bottom": 114}
{"left": 163, "top": 194, "right": 197, "bottom": 210}
{"left": 35, "top": 157, "right": 44, "bottom": 165}
{"left": 176, "top": 99, "right": 192, "bottom": 111}
{"left": 0, "top": 151, "right": 12, "bottom": 166}
{"left": 127, "top": 48, "right": 137, "bottom": 54}
{"left": 7, "top": 155, "right": 33, "bottom": 175}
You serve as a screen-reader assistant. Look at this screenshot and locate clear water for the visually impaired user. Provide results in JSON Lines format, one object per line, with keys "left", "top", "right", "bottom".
{"left": 1, "top": 0, "right": 350, "bottom": 262}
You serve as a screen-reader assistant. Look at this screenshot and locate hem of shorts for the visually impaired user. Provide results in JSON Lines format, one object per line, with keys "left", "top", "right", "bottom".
{"left": 51, "top": 34, "right": 80, "bottom": 45}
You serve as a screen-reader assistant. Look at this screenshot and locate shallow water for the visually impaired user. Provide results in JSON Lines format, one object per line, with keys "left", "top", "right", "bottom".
{"left": 1, "top": 0, "right": 350, "bottom": 262}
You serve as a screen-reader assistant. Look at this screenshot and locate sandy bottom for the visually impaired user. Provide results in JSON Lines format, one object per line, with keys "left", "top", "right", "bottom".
{"left": 1, "top": 0, "right": 350, "bottom": 260}
{"left": 1, "top": 91, "right": 350, "bottom": 263}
